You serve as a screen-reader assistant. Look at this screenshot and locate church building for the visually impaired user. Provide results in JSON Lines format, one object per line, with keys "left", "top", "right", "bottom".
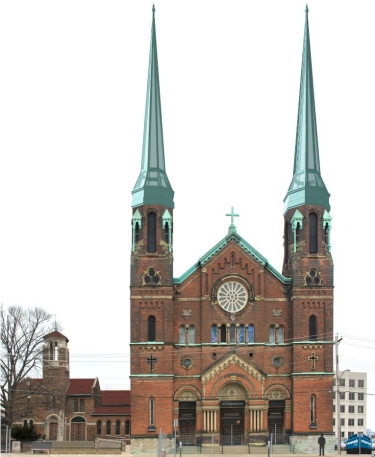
{"left": 130, "top": 5, "right": 334, "bottom": 455}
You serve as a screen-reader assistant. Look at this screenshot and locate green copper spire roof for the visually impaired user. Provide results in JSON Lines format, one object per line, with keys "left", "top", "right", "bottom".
{"left": 284, "top": 5, "right": 330, "bottom": 214}
{"left": 132, "top": 5, "right": 174, "bottom": 209}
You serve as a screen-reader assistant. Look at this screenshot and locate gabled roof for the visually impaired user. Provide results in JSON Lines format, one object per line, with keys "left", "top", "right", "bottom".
{"left": 174, "top": 229, "right": 291, "bottom": 285}
{"left": 91, "top": 405, "right": 131, "bottom": 416}
{"left": 43, "top": 330, "right": 69, "bottom": 342}
{"left": 92, "top": 390, "right": 131, "bottom": 416}
{"left": 67, "top": 378, "right": 97, "bottom": 395}
{"left": 102, "top": 390, "right": 130, "bottom": 405}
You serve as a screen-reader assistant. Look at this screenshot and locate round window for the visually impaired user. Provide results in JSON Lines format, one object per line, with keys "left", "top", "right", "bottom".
{"left": 217, "top": 281, "right": 248, "bottom": 313}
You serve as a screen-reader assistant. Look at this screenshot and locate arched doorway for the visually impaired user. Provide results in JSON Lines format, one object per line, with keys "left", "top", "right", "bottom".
{"left": 266, "top": 388, "right": 288, "bottom": 444}
{"left": 219, "top": 384, "right": 247, "bottom": 445}
{"left": 46, "top": 415, "right": 58, "bottom": 441}
{"left": 177, "top": 389, "right": 199, "bottom": 446}
{"left": 71, "top": 416, "right": 86, "bottom": 441}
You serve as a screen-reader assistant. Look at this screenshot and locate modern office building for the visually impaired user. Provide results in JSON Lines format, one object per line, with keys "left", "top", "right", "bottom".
{"left": 333, "top": 371, "right": 367, "bottom": 439}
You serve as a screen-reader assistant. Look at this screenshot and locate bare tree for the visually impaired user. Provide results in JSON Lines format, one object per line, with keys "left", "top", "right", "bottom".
{"left": 0, "top": 304, "right": 58, "bottom": 427}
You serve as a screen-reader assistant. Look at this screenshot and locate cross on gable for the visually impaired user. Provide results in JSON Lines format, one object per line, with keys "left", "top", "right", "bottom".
{"left": 226, "top": 206, "right": 239, "bottom": 226}
{"left": 308, "top": 351, "right": 318, "bottom": 370}
{"left": 147, "top": 353, "right": 157, "bottom": 372}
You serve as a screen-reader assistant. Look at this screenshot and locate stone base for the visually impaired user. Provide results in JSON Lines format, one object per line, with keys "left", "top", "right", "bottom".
{"left": 290, "top": 433, "right": 335, "bottom": 454}
{"left": 131, "top": 437, "right": 175, "bottom": 455}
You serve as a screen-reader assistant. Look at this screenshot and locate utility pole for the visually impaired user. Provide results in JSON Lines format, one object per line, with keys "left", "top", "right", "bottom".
{"left": 336, "top": 334, "right": 342, "bottom": 455}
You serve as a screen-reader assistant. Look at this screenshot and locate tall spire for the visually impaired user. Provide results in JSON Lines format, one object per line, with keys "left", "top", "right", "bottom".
{"left": 284, "top": 5, "right": 330, "bottom": 214}
{"left": 132, "top": 5, "right": 174, "bottom": 209}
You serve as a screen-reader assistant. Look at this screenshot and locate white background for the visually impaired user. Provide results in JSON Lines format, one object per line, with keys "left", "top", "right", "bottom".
{"left": 1, "top": 1, "right": 375, "bottom": 432}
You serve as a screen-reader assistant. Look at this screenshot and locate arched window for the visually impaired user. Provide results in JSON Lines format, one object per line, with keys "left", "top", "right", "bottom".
{"left": 220, "top": 325, "right": 227, "bottom": 343}
{"left": 135, "top": 222, "right": 140, "bottom": 244}
{"left": 247, "top": 325, "right": 254, "bottom": 343}
{"left": 309, "top": 212, "right": 318, "bottom": 253}
{"left": 148, "top": 315, "right": 156, "bottom": 342}
{"left": 164, "top": 222, "right": 170, "bottom": 244}
{"left": 97, "top": 420, "right": 102, "bottom": 435}
{"left": 238, "top": 325, "right": 245, "bottom": 343}
{"left": 179, "top": 325, "right": 185, "bottom": 344}
{"left": 147, "top": 212, "right": 157, "bottom": 253}
{"left": 230, "top": 324, "right": 236, "bottom": 343}
{"left": 125, "top": 420, "right": 130, "bottom": 435}
{"left": 309, "top": 315, "right": 317, "bottom": 341}
{"left": 115, "top": 420, "right": 120, "bottom": 435}
{"left": 106, "top": 420, "right": 111, "bottom": 435}
{"left": 277, "top": 325, "right": 284, "bottom": 343}
{"left": 310, "top": 395, "right": 316, "bottom": 424}
{"left": 269, "top": 325, "right": 275, "bottom": 343}
{"left": 54, "top": 342, "right": 59, "bottom": 360}
{"left": 188, "top": 325, "right": 195, "bottom": 344}
{"left": 149, "top": 398, "right": 155, "bottom": 426}
{"left": 284, "top": 222, "right": 289, "bottom": 264}
{"left": 211, "top": 325, "right": 218, "bottom": 343}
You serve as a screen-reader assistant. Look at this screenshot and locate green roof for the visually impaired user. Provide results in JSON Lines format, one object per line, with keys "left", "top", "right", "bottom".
{"left": 284, "top": 6, "right": 330, "bottom": 214}
{"left": 174, "top": 227, "right": 291, "bottom": 285}
{"left": 132, "top": 6, "right": 174, "bottom": 209}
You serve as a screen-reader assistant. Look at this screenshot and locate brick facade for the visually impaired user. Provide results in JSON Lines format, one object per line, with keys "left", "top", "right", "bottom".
{"left": 12, "top": 331, "right": 131, "bottom": 444}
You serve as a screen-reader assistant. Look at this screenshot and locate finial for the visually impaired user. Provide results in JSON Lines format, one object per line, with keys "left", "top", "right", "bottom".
{"left": 305, "top": 4, "right": 309, "bottom": 14}
{"left": 152, "top": 4, "right": 155, "bottom": 13}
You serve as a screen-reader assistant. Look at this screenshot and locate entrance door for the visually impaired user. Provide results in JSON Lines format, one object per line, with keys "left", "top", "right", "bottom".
{"left": 71, "top": 423, "right": 85, "bottom": 441}
{"left": 223, "top": 420, "right": 241, "bottom": 445}
{"left": 180, "top": 419, "right": 195, "bottom": 445}
{"left": 268, "top": 420, "right": 283, "bottom": 444}
{"left": 49, "top": 422, "right": 58, "bottom": 440}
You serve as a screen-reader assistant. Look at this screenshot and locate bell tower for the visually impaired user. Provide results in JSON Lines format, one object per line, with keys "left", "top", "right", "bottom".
{"left": 42, "top": 331, "right": 70, "bottom": 405}
{"left": 282, "top": 6, "right": 334, "bottom": 438}
{"left": 130, "top": 6, "right": 175, "bottom": 443}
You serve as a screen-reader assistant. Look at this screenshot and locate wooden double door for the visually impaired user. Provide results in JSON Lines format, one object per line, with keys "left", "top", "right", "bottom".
{"left": 71, "top": 423, "right": 85, "bottom": 441}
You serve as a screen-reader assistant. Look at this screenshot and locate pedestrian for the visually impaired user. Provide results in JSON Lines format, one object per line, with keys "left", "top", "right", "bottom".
{"left": 318, "top": 434, "right": 326, "bottom": 456}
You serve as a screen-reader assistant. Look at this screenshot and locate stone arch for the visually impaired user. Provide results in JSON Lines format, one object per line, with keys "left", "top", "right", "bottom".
{"left": 70, "top": 416, "right": 86, "bottom": 441}
{"left": 209, "top": 373, "right": 257, "bottom": 400}
{"left": 264, "top": 384, "right": 291, "bottom": 400}
{"left": 174, "top": 385, "right": 202, "bottom": 401}
{"left": 45, "top": 414, "right": 59, "bottom": 441}
{"left": 218, "top": 381, "right": 249, "bottom": 401}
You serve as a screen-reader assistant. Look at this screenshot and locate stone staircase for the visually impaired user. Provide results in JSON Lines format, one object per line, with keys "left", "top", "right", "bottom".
{"left": 178, "top": 443, "right": 292, "bottom": 455}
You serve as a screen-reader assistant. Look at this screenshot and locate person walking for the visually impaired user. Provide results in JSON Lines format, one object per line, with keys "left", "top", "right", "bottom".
{"left": 318, "top": 434, "right": 326, "bottom": 456}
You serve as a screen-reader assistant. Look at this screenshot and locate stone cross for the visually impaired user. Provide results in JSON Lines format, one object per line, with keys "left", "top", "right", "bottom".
{"left": 226, "top": 207, "right": 239, "bottom": 226}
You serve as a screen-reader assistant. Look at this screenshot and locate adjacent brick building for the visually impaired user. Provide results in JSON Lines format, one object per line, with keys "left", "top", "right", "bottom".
{"left": 129, "top": 6, "right": 334, "bottom": 454}
{"left": 13, "top": 331, "right": 131, "bottom": 443}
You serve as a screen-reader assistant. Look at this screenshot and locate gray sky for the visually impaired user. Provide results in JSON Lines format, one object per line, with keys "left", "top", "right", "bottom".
{"left": 1, "top": 0, "right": 375, "bottom": 431}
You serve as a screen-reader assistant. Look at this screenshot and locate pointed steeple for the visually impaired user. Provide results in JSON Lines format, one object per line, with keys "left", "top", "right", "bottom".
{"left": 284, "top": 5, "right": 330, "bottom": 214}
{"left": 132, "top": 5, "right": 174, "bottom": 209}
